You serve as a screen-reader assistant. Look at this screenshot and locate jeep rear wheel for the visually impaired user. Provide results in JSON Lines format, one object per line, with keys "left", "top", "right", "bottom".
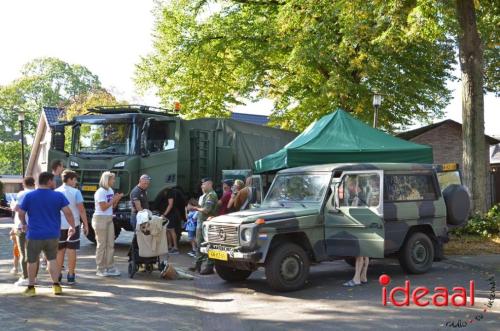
{"left": 215, "top": 264, "right": 252, "bottom": 282}
{"left": 399, "top": 232, "right": 434, "bottom": 274}
{"left": 265, "top": 242, "right": 310, "bottom": 292}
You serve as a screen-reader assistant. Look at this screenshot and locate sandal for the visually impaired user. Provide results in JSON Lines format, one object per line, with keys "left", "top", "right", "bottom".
{"left": 343, "top": 280, "right": 361, "bottom": 287}
{"left": 361, "top": 280, "right": 368, "bottom": 284}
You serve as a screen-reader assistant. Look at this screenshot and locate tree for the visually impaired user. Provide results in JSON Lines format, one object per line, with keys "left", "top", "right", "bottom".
{"left": 456, "top": 0, "right": 489, "bottom": 214}
{"left": 63, "top": 88, "right": 123, "bottom": 121}
{"left": 136, "top": 0, "right": 456, "bottom": 131}
{"left": 0, "top": 57, "right": 103, "bottom": 174}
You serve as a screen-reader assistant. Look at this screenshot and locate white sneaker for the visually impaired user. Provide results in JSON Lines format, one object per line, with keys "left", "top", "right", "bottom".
{"left": 14, "top": 278, "right": 29, "bottom": 286}
{"left": 10, "top": 268, "right": 19, "bottom": 275}
{"left": 96, "top": 269, "right": 109, "bottom": 277}
{"left": 106, "top": 267, "right": 121, "bottom": 277}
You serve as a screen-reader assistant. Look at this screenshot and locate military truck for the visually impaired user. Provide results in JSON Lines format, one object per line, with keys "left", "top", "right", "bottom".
{"left": 200, "top": 163, "right": 470, "bottom": 291}
{"left": 48, "top": 105, "right": 296, "bottom": 242}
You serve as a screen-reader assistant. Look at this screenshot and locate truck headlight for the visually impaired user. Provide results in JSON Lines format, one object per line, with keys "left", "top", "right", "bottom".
{"left": 117, "top": 200, "right": 131, "bottom": 211}
{"left": 241, "top": 228, "right": 253, "bottom": 243}
{"left": 113, "top": 161, "right": 125, "bottom": 168}
{"left": 70, "top": 161, "right": 79, "bottom": 168}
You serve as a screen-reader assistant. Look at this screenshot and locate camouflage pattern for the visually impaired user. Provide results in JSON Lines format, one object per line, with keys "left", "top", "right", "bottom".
{"left": 202, "top": 163, "right": 451, "bottom": 271}
{"left": 195, "top": 189, "right": 219, "bottom": 266}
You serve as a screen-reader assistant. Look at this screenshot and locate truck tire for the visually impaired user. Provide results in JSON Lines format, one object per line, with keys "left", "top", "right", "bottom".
{"left": 344, "top": 257, "right": 356, "bottom": 267}
{"left": 399, "top": 232, "right": 434, "bottom": 274}
{"left": 215, "top": 264, "right": 252, "bottom": 282}
{"left": 265, "top": 242, "right": 310, "bottom": 292}
{"left": 85, "top": 224, "right": 122, "bottom": 244}
{"left": 443, "top": 184, "right": 470, "bottom": 226}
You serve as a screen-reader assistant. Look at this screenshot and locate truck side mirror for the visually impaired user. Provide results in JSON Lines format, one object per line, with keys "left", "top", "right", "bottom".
{"left": 51, "top": 125, "right": 66, "bottom": 152}
{"left": 140, "top": 119, "right": 151, "bottom": 157}
{"left": 331, "top": 184, "right": 341, "bottom": 210}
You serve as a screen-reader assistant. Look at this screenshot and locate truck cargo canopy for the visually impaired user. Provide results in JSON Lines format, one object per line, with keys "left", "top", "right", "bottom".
{"left": 254, "top": 109, "right": 433, "bottom": 173}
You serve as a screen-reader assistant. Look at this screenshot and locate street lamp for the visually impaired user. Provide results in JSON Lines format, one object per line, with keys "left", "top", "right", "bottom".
{"left": 18, "top": 110, "right": 25, "bottom": 178}
{"left": 372, "top": 92, "right": 382, "bottom": 128}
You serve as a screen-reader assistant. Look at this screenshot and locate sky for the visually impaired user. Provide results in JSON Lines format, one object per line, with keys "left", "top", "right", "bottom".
{"left": 0, "top": 0, "right": 498, "bottom": 136}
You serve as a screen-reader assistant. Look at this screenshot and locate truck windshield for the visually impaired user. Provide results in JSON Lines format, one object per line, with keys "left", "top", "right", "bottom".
{"left": 76, "top": 123, "right": 133, "bottom": 155}
{"left": 262, "top": 173, "right": 331, "bottom": 208}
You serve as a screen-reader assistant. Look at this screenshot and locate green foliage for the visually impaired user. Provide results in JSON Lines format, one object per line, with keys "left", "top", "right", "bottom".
{"left": 0, "top": 57, "right": 104, "bottom": 174}
{"left": 452, "top": 204, "right": 500, "bottom": 237}
{"left": 136, "top": 0, "right": 498, "bottom": 132}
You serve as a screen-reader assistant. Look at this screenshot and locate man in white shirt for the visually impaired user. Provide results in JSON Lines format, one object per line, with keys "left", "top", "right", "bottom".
{"left": 55, "top": 170, "right": 89, "bottom": 285}
{"left": 12, "top": 177, "right": 35, "bottom": 286}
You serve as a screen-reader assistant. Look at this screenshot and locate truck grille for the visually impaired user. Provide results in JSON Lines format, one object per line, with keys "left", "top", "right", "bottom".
{"left": 207, "top": 224, "right": 239, "bottom": 246}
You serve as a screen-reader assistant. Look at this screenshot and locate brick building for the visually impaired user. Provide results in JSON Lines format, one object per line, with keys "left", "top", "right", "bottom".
{"left": 398, "top": 119, "right": 500, "bottom": 207}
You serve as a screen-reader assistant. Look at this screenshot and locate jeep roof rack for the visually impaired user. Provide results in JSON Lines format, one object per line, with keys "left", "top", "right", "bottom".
{"left": 86, "top": 104, "right": 178, "bottom": 117}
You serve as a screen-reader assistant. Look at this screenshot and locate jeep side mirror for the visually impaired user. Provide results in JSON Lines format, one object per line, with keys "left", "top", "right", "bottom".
{"left": 330, "top": 184, "right": 341, "bottom": 210}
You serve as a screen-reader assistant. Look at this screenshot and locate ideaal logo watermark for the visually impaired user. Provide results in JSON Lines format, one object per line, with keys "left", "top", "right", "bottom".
{"left": 378, "top": 273, "right": 496, "bottom": 328}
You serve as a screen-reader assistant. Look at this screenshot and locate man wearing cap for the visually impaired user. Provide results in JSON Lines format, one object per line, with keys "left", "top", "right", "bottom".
{"left": 217, "top": 179, "right": 233, "bottom": 216}
{"left": 130, "top": 175, "right": 151, "bottom": 230}
{"left": 189, "top": 178, "right": 218, "bottom": 274}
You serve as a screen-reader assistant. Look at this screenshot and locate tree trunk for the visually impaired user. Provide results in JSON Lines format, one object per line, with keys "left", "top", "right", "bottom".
{"left": 456, "top": 0, "right": 488, "bottom": 214}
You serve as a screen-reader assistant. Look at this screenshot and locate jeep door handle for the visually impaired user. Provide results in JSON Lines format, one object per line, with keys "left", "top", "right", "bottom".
{"left": 369, "top": 222, "right": 382, "bottom": 229}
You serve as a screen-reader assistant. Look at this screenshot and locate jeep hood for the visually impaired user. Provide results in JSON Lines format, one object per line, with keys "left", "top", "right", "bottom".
{"left": 210, "top": 207, "right": 319, "bottom": 225}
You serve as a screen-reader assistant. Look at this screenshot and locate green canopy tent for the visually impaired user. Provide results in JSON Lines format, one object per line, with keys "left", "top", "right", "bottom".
{"left": 254, "top": 109, "right": 433, "bottom": 173}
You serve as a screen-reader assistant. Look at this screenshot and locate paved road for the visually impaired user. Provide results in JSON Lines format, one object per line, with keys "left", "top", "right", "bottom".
{"left": 0, "top": 217, "right": 498, "bottom": 331}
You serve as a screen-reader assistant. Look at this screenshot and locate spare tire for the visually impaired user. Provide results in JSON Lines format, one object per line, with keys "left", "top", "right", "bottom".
{"left": 442, "top": 184, "right": 470, "bottom": 226}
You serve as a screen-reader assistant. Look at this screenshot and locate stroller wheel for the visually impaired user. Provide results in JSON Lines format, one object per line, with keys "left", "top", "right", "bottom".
{"left": 158, "top": 261, "right": 166, "bottom": 272}
{"left": 146, "top": 264, "right": 154, "bottom": 273}
{"left": 128, "top": 261, "right": 136, "bottom": 279}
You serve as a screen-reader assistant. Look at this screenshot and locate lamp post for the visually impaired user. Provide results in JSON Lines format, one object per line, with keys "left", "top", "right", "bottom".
{"left": 372, "top": 92, "right": 382, "bottom": 128}
{"left": 18, "top": 110, "right": 25, "bottom": 178}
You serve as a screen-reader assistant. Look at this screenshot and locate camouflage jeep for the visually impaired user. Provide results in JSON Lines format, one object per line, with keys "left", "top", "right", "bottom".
{"left": 200, "top": 163, "right": 470, "bottom": 291}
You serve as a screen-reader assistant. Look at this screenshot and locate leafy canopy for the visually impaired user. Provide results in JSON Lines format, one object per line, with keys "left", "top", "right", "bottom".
{"left": 136, "top": 0, "right": 461, "bottom": 131}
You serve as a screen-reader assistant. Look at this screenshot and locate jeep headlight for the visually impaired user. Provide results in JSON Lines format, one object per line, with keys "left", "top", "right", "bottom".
{"left": 241, "top": 227, "right": 253, "bottom": 243}
{"left": 202, "top": 223, "right": 209, "bottom": 241}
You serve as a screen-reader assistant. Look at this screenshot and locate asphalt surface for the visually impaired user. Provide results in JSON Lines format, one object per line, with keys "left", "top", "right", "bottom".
{"left": 0, "top": 217, "right": 498, "bottom": 331}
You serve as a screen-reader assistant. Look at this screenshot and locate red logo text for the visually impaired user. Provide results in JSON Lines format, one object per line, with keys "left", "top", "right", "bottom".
{"left": 379, "top": 274, "right": 475, "bottom": 307}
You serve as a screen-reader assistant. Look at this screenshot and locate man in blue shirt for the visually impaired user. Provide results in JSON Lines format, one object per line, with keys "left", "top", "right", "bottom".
{"left": 18, "top": 172, "right": 76, "bottom": 297}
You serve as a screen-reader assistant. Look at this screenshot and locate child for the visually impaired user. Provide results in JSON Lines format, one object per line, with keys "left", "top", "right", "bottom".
{"left": 9, "top": 229, "right": 20, "bottom": 275}
{"left": 185, "top": 199, "right": 198, "bottom": 257}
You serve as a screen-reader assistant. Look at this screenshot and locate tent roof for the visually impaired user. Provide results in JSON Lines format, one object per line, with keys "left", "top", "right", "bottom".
{"left": 254, "top": 109, "right": 433, "bottom": 173}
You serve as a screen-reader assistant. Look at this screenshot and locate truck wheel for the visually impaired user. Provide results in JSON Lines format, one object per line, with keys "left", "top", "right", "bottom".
{"left": 215, "top": 264, "right": 252, "bottom": 282}
{"left": 398, "top": 232, "right": 434, "bottom": 274}
{"left": 85, "top": 224, "right": 121, "bottom": 244}
{"left": 344, "top": 257, "right": 356, "bottom": 267}
{"left": 265, "top": 242, "right": 310, "bottom": 292}
{"left": 86, "top": 226, "right": 96, "bottom": 244}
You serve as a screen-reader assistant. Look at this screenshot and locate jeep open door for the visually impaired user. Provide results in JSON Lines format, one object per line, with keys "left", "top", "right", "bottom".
{"left": 324, "top": 171, "right": 385, "bottom": 258}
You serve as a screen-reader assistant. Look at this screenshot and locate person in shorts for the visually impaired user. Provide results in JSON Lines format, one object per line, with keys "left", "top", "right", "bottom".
{"left": 11, "top": 177, "right": 36, "bottom": 286}
{"left": 161, "top": 187, "right": 182, "bottom": 254}
{"left": 18, "top": 172, "right": 76, "bottom": 297}
{"left": 56, "top": 170, "right": 89, "bottom": 285}
{"left": 185, "top": 199, "right": 199, "bottom": 257}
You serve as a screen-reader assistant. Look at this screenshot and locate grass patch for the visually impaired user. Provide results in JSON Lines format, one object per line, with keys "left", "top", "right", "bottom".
{"left": 445, "top": 234, "right": 500, "bottom": 255}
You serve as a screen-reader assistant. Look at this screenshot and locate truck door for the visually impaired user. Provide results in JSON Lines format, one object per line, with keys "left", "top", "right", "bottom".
{"left": 140, "top": 119, "right": 178, "bottom": 194}
{"left": 324, "top": 171, "right": 385, "bottom": 258}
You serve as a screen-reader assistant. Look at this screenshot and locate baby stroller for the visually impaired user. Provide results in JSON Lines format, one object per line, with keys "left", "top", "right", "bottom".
{"left": 128, "top": 210, "right": 169, "bottom": 279}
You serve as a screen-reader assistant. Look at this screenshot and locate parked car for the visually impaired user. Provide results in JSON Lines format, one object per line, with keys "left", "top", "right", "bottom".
{"left": 201, "top": 163, "right": 470, "bottom": 291}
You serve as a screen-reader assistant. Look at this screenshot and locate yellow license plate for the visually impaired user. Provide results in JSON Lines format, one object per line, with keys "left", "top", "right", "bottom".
{"left": 81, "top": 185, "right": 98, "bottom": 192}
{"left": 208, "top": 249, "right": 228, "bottom": 261}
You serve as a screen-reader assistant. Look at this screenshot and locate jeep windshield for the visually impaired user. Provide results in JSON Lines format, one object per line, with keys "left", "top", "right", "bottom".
{"left": 262, "top": 173, "right": 331, "bottom": 208}
{"left": 75, "top": 122, "right": 134, "bottom": 155}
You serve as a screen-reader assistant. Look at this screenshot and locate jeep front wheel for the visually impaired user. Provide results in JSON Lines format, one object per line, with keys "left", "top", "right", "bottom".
{"left": 265, "top": 242, "right": 310, "bottom": 292}
{"left": 399, "top": 232, "right": 434, "bottom": 274}
{"left": 215, "top": 264, "right": 252, "bottom": 282}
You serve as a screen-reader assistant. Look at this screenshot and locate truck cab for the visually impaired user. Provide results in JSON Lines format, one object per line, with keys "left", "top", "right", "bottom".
{"left": 50, "top": 106, "right": 180, "bottom": 241}
{"left": 201, "top": 163, "right": 470, "bottom": 291}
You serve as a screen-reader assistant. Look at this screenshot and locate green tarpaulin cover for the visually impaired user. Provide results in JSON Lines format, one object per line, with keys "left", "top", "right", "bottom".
{"left": 254, "top": 109, "right": 433, "bottom": 173}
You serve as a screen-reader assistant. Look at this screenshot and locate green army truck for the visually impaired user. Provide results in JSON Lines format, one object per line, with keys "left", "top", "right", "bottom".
{"left": 48, "top": 105, "right": 296, "bottom": 242}
{"left": 201, "top": 163, "right": 470, "bottom": 291}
